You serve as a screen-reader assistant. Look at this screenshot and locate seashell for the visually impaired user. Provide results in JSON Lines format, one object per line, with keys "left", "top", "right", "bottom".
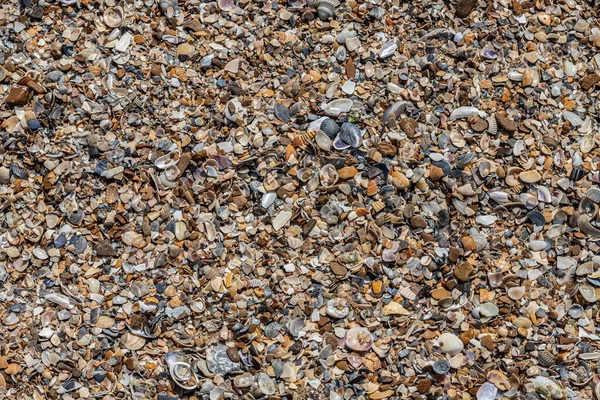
{"left": 486, "top": 116, "right": 498, "bottom": 135}
{"left": 437, "top": 333, "right": 464, "bottom": 355}
{"left": 569, "top": 304, "right": 584, "bottom": 319}
{"left": 292, "top": 130, "right": 316, "bottom": 147}
{"left": 578, "top": 214, "right": 600, "bottom": 237}
{"left": 104, "top": 6, "right": 123, "bottom": 28}
{"left": 479, "top": 303, "right": 499, "bottom": 318}
{"left": 581, "top": 134, "right": 595, "bottom": 153}
{"left": 345, "top": 327, "right": 374, "bottom": 352}
{"left": 315, "top": 130, "right": 332, "bottom": 151}
{"left": 586, "top": 188, "right": 600, "bottom": 204}
{"left": 379, "top": 40, "right": 398, "bottom": 59}
{"left": 579, "top": 284, "right": 599, "bottom": 303}
{"left": 95, "top": 315, "right": 115, "bottom": 328}
{"left": 371, "top": 201, "right": 385, "bottom": 214}
{"left": 274, "top": 103, "right": 291, "bottom": 123}
{"left": 529, "top": 377, "right": 563, "bottom": 399}
{"left": 154, "top": 150, "right": 180, "bottom": 169}
{"left": 381, "top": 101, "right": 410, "bottom": 124}
{"left": 68, "top": 234, "right": 88, "bottom": 254}
{"left": 318, "top": 117, "right": 341, "bottom": 139}
{"left": 326, "top": 298, "right": 349, "bottom": 318}
{"left": 122, "top": 332, "right": 146, "bottom": 350}
{"left": 477, "top": 382, "right": 498, "bottom": 400}
{"left": 366, "top": 181, "right": 378, "bottom": 196}
{"left": 288, "top": 293, "right": 306, "bottom": 306}
{"left": 337, "top": 122, "right": 362, "bottom": 148}
{"left": 507, "top": 286, "right": 525, "bottom": 301}
{"left": 183, "top": 18, "right": 202, "bottom": 32}
{"left": 449, "top": 106, "right": 481, "bottom": 120}
{"left": 323, "top": 98, "right": 353, "bottom": 116}
{"left": 287, "top": 317, "right": 305, "bottom": 338}
{"left": 316, "top": 0, "right": 340, "bottom": 20}
{"left": 217, "top": 0, "right": 236, "bottom": 11}
{"left": 481, "top": 48, "right": 498, "bottom": 59}
{"left": 169, "top": 361, "right": 198, "bottom": 390}
{"left": 579, "top": 198, "right": 598, "bottom": 219}
{"left": 68, "top": 210, "right": 84, "bottom": 225}
{"left": 333, "top": 135, "right": 351, "bottom": 150}
{"left": 461, "top": 236, "right": 476, "bottom": 252}
{"left": 319, "top": 164, "right": 339, "bottom": 187}
{"left": 257, "top": 373, "right": 276, "bottom": 395}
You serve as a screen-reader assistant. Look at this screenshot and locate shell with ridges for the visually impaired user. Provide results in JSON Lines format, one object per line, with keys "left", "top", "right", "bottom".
{"left": 316, "top": 0, "right": 340, "bottom": 20}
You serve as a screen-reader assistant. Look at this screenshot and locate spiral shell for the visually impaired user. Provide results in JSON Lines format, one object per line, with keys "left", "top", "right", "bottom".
{"left": 292, "top": 130, "right": 317, "bottom": 147}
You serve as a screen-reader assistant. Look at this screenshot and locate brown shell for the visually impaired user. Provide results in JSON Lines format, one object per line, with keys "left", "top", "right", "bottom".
{"left": 372, "top": 280, "right": 383, "bottom": 295}
{"left": 183, "top": 18, "right": 203, "bottom": 32}
{"left": 292, "top": 130, "right": 316, "bottom": 147}
{"left": 366, "top": 181, "right": 378, "bottom": 196}
{"left": 371, "top": 201, "right": 385, "bottom": 214}
{"left": 461, "top": 236, "right": 476, "bottom": 252}
{"left": 106, "top": 183, "right": 119, "bottom": 204}
{"left": 429, "top": 166, "right": 444, "bottom": 181}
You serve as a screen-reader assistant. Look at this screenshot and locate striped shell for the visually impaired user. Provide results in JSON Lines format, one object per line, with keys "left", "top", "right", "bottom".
{"left": 366, "top": 181, "right": 378, "bottom": 196}
{"left": 248, "top": 278, "right": 264, "bottom": 288}
{"left": 487, "top": 115, "right": 498, "bottom": 135}
{"left": 594, "top": 54, "right": 600, "bottom": 71}
{"left": 289, "top": 293, "right": 306, "bottom": 306}
{"left": 371, "top": 201, "right": 385, "bottom": 214}
{"left": 292, "top": 130, "right": 317, "bottom": 147}
{"left": 316, "top": 0, "right": 340, "bottom": 20}
{"left": 105, "top": 183, "right": 119, "bottom": 204}
{"left": 398, "top": 286, "right": 416, "bottom": 301}
{"left": 537, "top": 351, "right": 556, "bottom": 367}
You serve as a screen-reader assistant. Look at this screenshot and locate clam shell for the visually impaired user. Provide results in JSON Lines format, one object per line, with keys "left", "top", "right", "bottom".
{"left": 122, "top": 332, "right": 145, "bottom": 350}
{"left": 287, "top": 317, "right": 305, "bottom": 338}
{"left": 338, "top": 122, "right": 362, "bottom": 148}
{"left": 319, "top": 164, "right": 339, "bottom": 187}
{"left": 345, "top": 327, "right": 374, "bottom": 352}
{"left": 326, "top": 298, "right": 349, "bottom": 318}
{"left": 95, "top": 315, "right": 115, "bottom": 328}
{"left": 382, "top": 101, "right": 410, "bottom": 124}
{"left": 154, "top": 150, "right": 180, "bottom": 169}
{"left": 104, "top": 7, "right": 124, "bottom": 28}
{"left": 316, "top": 0, "right": 340, "bottom": 20}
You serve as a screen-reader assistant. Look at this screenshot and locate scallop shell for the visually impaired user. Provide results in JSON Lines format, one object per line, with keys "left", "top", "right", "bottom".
{"left": 288, "top": 293, "right": 306, "bottom": 306}
{"left": 122, "top": 332, "right": 146, "bottom": 350}
{"left": 371, "top": 201, "right": 385, "bottom": 214}
{"left": 316, "top": 0, "right": 340, "bottom": 20}
{"left": 104, "top": 7, "right": 124, "bottom": 28}
{"left": 594, "top": 54, "right": 600, "bottom": 71}
{"left": 487, "top": 115, "right": 498, "bottom": 135}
